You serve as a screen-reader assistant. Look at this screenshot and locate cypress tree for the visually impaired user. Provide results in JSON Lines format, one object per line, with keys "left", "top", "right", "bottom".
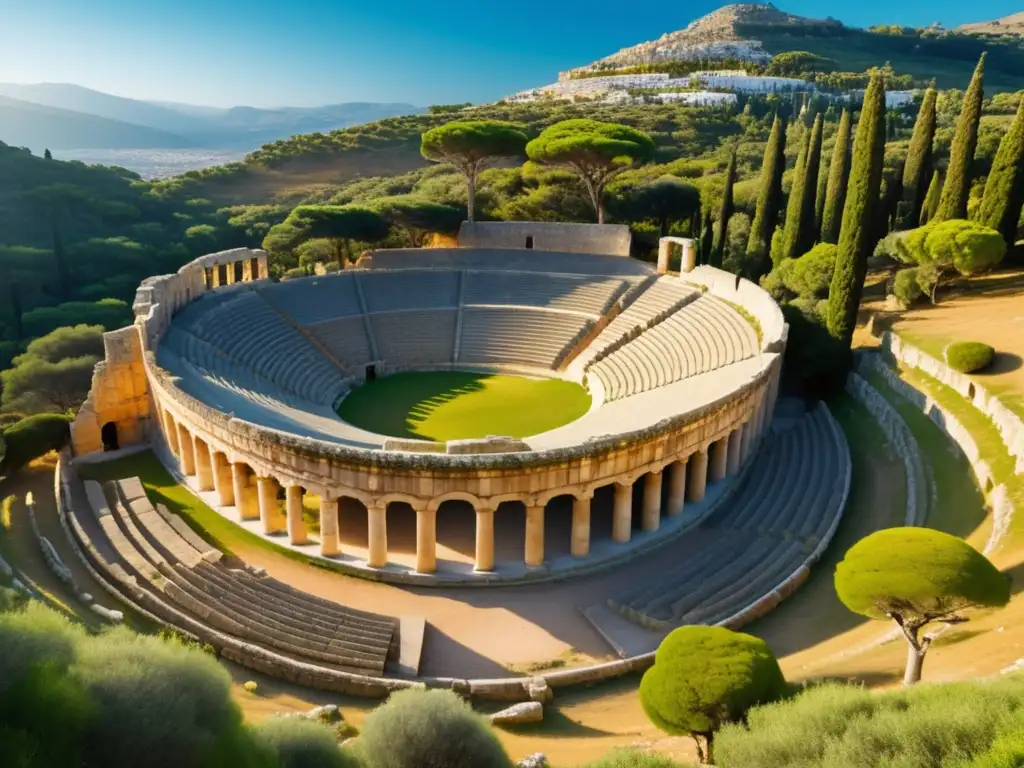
{"left": 700, "top": 210, "right": 714, "bottom": 265}
{"left": 798, "top": 114, "right": 824, "bottom": 253}
{"left": 921, "top": 170, "right": 942, "bottom": 226}
{"left": 712, "top": 150, "right": 736, "bottom": 267}
{"left": 978, "top": 98, "right": 1024, "bottom": 246}
{"left": 814, "top": 147, "right": 829, "bottom": 238}
{"left": 52, "top": 216, "right": 72, "bottom": 302}
{"left": 901, "top": 88, "right": 937, "bottom": 225}
{"left": 827, "top": 74, "right": 887, "bottom": 347}
{"left": 747, "top": 115, "right": 786, "bottom": 264}
{"left": 820, "top": 109, "right": 852, "bottom": 245}
{"left": 936, "top": 54, "right": 986, "bottom": 221}
{"left": 780, "top": 129, "right": 811, "bottom": 261}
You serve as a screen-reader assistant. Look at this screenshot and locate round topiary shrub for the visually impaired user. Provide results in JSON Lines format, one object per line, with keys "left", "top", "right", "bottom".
{"left": 639, "top": 626, "right": 788, "bottom": 765}
{"left": 945, "top": 341, "right": 996, "bottom": 373}
{"left": 358, "top": 688, "right": 512, "bottom": 768}
{"left": 892, "top": 267, "right": 923, "bottom": 306}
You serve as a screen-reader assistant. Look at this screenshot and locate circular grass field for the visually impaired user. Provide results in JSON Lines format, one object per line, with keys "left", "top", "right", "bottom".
{"left": 336, "top": 371, "right": 592, "bottom": 442}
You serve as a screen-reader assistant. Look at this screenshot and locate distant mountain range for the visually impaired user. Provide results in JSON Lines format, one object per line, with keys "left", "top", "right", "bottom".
{"left": 0, "top": 82, "right": 422, "bottom": 152}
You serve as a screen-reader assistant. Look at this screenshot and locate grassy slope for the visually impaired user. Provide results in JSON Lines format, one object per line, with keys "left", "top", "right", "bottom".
{"left": 337, "top": 372, "right": 592, "bottom": 441}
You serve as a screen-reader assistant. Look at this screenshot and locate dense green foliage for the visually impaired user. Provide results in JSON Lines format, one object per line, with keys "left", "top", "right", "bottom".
{"left": 526, "top": 119, "right": 656, "bottom": 223}
{"left": 610, "top": 176, "right": 699, "bottom": 238}
{"left": 893, "top": 267, "right": 925, "bottom": 305}
{"left": 639, "top": 626, "right": 787, "bottom": 764}
{"left": 420, "top": 120, "right": 528, "bottom": 221}
{"left": 892, "top": 219, "right": 1007, "bottom": 301}
{"left": 836, "top": 527, "right": 1009, "bottom": 683}
{"left": 585, "top": 751, "right": 688, "bottom": 768}
{"left": 252, "top": 717, "right": 359, "bottom": 768}
{"left": 746, "top": 115, "right": 786, "bottom": 273}
{"left": 712, "top": 150, "right": 737, "bottom": 267}
{"left": 0, "top": 413, "right": 72, "bottom": 473}
{"left": 826, "top": 74, "right": 887, "bottom": 347}
{"left": 921, "top": 169, "right": 942, "bottom": 225}
{"left": 358, "top": 688, "right": 512, "bottom": 768}
{"left": 262, "top": 205, "right": 390, "bottom": 268}
{"left": 946, "top": 341, "right": 996, "bottom": 373}
{"left": 978, "top": 99, "right": 1024, "bottom": 245}
{"left": 937, "top": 55, "right": 986, "bottom": 221}
{"left": 779, "top": 128, "right": 811, "bottom": 263}
{"left": 716, "top": 677, "right": 1024, "bottom": 768}
{"left": 365, "top": 196, "right": 464, "bottom": 246}
{"left": 901, "top": 88, "right": 937, "bottom": 226}
{"left": 819, "top": 109, "right": 851, "bottom": 244}
{"left": 781, "top": 114, "right": 824, "bottom": 257}
{"left": 1, "top": 325, "right": 104, "bottom": 414}
{"left": 764, "top": 243, "right": 837, "bottom": 301}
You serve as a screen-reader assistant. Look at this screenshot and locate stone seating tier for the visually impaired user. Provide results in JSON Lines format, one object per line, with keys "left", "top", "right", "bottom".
{"left": 605, "top": 405, "right": 845, "bottom": 630}
{"left": 362, "top": 248, "right": 655, "bottom": 276}
{"left": 308, "top": 316, "right": 376, "bottom": 368}
{"left": 462, "top": 271, "right": 634, "bottom": 317}
{"left": 457, "top": 307, "right": 592, "bottom": 369}
{"left": 258, "top": 273, "right": 363, "bottom": 325}
{"left": 370, "top": 309, "right": 458, "bottom": 368}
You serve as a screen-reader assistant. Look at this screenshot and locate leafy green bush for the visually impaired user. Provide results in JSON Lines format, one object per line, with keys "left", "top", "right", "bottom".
{"left": 640, "top": 626, "right": 787, "bottom": 764}
{"left": 0, "top": 413, "right": 72, "bottom": 473}
{"left": 716, "top": 677, "right": 1024, "bottom": 768}
{"left": 964, "top": 728, "right": 1024, "bottom": 767}
{"left": 358, "top": 688, "right": 512, "bottom": 768}
{"left": 253, "top": 716, "right": 361, "bottom": 768}
{"left": 946, "top": 341, "right": 996, "bottom": 373}
{"left": 893, "top": 267, "right": 924, "bottom": 306}
{"left": 586, "top": 749, "right": 689, "bottom": 767}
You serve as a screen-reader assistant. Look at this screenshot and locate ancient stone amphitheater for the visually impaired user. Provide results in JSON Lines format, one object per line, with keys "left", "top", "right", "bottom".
{"left": 61, "top": 223, "right": 851, "bottom": 698}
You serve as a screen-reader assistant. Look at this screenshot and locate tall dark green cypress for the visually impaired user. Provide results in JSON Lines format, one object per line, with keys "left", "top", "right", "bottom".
{"left": 978, "top": 98, "right": 1024, "bottom": 246}
{"left": 820, "top": 109, "right": 852, "bottom": 244}
{"left": 52, "top": 216, "right": 72, "bottom": 302}
{"left": 921, "top": 170, "right": 941, "bottom": 226}
{"left": 798, "top": 114, "right": 824, "bottom": 253}
{"left": 700, "top": 210, "right": 714, "bottom": 265}
{"left": 712, "top": 150, "right": 736, "bottom": 267}
{"left": 936, "top": 53, "right": 986, "bottom": 221}
{"left": 747, "top": 115, "right": 786, "bottom": 264}
{"left": 827, "top": 74, "right": 887, "bottom": 347}
{"left": 780, "top": 129, "right": 811, "bottom": 261}
{"left": 901, "top": 88, "right": 937, "bottom": 225}
{"left": 814, "top": 146, "right": 829, "bottom": 238}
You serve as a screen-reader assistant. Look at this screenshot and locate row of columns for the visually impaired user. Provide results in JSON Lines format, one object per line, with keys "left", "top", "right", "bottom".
{"left": 159, "top": 395, "right": 769, "bottom": 576}
{"left": 203, "top": 255, "right": 268, "bottom": 289}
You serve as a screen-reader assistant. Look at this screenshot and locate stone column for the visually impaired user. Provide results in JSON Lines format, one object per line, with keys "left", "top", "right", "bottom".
{"left": 231, "top": 463, "right": 258, "bottom": 520}
{"left": 612, "top": 482, "right": 632, "bottom": 543}
{"left": 688, "top": 450, "right": 709, "bottom": 503}
{"left": 193, "top": 437, "right": 214, "bottom": 491}
{"left": 367, "top": 503, "right": 388, "bottom": 568}
{"left": 681, "top": 238, "right": 697, "bottom": 273}
{"left": 210, "top": 266, "right": 221, "bottom": 288}
{"left": 286, "top": 485, "right": 307, "bottom": 545}
{"left": 667, "top": 460, "right": 687, "bottom": 517}
{"left": 642, "top": 470, "right": 663, "bottom": 532}
{"left": 225, "top": 262, "right": 236, "bottom": 285}
{"left": 415, "top": 508, "right": 437, "bottom": 574}
{"left": 319, "top": 496, "right": 340, "bottom": 556}
{"left": 710, "top": 437, "right": 729, "bottom": 483}
{"left": 739, "top": 419, "right": 753, "bottom": 463}
{"left": 525, "top": 504, "right": 545, "bottom": 567}
{"left": 177, "top": 425, "right": 195, "bottom": 475}
{"left": 571, "top": 495, "right": 592, "bottom": 558}
{"left": 656, "top": 239, "right": 671, "bottom": 274}
{"left": 165, "top": 412, "right": 180, "bottom": 456}
{"left": 242, "top": 259, "right": 253, "bottom": 282}
{"left": 257, "top": 476, "right": 283, "bottom": 534}
{"left": 474, "top": 507, "right": 495, "bottom": 572}
{"left": 727, "top": 426, "right": 743, "bottom": 476}
{"left": 212, "top": 451, "right": 234, "bottom": 506}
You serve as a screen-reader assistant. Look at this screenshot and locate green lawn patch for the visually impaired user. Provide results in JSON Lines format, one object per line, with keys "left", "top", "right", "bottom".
{"left": 337, "top": 371, "right": 591, "bottom": 441}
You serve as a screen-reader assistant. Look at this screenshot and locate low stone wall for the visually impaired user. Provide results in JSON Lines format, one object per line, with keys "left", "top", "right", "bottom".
{"left": 845, "top": 372, "right": 931, "bottom": 526}
{"left": 458, "top": 222, "right": 632, "bottom": 256}
{"left": 881, "top": 332, "right": 1024, "bottom": 475}
{"left": 858, "top": 352, "right": 1016, "bottom": 554}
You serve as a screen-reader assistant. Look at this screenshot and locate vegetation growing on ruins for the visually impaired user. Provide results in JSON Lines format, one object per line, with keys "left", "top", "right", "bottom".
{"left": 835, "top": 527, "right": 1010, "bottom": 684}
{"left": 639, "top": 626, "right": 787, "bottom": 765}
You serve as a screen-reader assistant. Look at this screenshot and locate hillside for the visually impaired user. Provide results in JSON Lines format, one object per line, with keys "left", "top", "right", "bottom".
{"left": 562, "top": 3, "right": 1024, "bottom": 91}
{"left": 0, "top": 83, "right": 422, "bottom": 149}
{"left": 958, "top": 11, "right": 1024, "bottom": 36}
{"left": 0, "top": 96, "right": 198, "bottom": 151}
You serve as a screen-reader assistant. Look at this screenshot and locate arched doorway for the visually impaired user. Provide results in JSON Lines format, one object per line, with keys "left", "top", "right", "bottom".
{"left": 101, "top": 422, "right": 119, "bottom": 452}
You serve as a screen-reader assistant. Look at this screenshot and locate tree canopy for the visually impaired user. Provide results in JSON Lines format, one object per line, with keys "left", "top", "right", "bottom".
{"left": 978, "top": 98, "right": 1024, "bottom": 246}
{"left": 421, "top": 120, "right": 528, "bottom": 222}
{"left": 639, "top": 626, "right": 787, "bottom": 764}
{"left": 891, "top": 219, "right": 1006, "bottom": 302}
{"left": 262, "top": 205, "right": 390, "bottom": 268}
{"left": 611, "top": 175, "right": 700, "bottom": 237}
{"left": 936, "top": 54, "right": 986, "bottom": 221}
{"left": 835, "top": 527, "right": 1009, "bottom": 683}
{"left": 367, "top": 195, "right": 465, "bottom": 246}
{"left": 526, "top": 119, "right": 656, "bottom": 223}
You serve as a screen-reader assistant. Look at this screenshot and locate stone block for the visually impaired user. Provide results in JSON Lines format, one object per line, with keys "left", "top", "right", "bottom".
{"left": 489, "top": 702, "right": 544, "bottom": 725}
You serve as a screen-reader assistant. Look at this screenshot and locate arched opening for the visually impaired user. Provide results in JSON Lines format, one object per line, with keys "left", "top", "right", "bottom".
{"left": 525, "top": 235, "right": 534, "bottom": 250}
{"left": 233, "top": 261, "right": 244, "bottom": 283}
{"left": 544, "top": 494, "right": 575, "bottom": 561}
{"left": 589, "top": 484, "right": 615, "bottom": 545}
{"left": 435, "top": 499, "right": 476, "bottom": 569}
{"left": 204, "top": 267, "right": 214, "bottom": 289}
{"left": 384, "top": 501, "right": 417, "bottom": 562}
{"left": 100, "top": 422, "right": 119, "bottom": 452}
{"left": 493, "top": 500, "right": 527, "bottom": 566}
{"left": 366, "top": 364, "right": 377, "bottom": 381}
{"left": 217, "top": 264, "right": 229, "bottom": 286}
{"left": 250, "top": 257, "right": 260, "bottom": 280}
{"left": 338, "top": 496, "right": 370, "bottom": 559}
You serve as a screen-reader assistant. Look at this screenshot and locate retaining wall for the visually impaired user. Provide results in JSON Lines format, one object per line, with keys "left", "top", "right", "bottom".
{"left": 458, "top": 222, "right": 632, "bottom": 256}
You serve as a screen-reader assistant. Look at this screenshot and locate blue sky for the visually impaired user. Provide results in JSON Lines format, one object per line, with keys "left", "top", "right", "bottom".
{"left": 2, "top": 0, "right": 1021, "bottom": 107}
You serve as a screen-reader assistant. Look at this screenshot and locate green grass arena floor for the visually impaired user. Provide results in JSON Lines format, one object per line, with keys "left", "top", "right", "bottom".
{"left": 336, "top": 371, "right": 592, "bottom": 441}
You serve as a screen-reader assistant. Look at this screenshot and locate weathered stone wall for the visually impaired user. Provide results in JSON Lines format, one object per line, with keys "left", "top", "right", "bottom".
{"left": 845, "top": 372, "right": 931, "bottom": 526}
{"left": 458, "top": 222, "right": 632, "bottom": 257}
{"left": 687, "top": 266, "right": 788, "bottom": 353}
{"left": 881, "top": 332, "right": 1024, "bottom": 475}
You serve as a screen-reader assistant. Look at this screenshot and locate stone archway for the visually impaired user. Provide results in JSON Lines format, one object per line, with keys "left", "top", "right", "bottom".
{"left": 101, "top": 422, "right": 119, "bottom": 452}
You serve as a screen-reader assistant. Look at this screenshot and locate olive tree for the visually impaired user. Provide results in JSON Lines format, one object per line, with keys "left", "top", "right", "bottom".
{"left": 526, "top": 119, "right": 656, "bottom": 224}
{"left": 835, "top": 527, "right": 1010, "bottom": 685}
{"left": 263, "top": 205, "right": 390, "bottom": 269}
{"left": 420, "top": 120, "right": 528, "bottom": 222}
{"left": 639, "top": 626, "right": 787, "bottom": 765}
